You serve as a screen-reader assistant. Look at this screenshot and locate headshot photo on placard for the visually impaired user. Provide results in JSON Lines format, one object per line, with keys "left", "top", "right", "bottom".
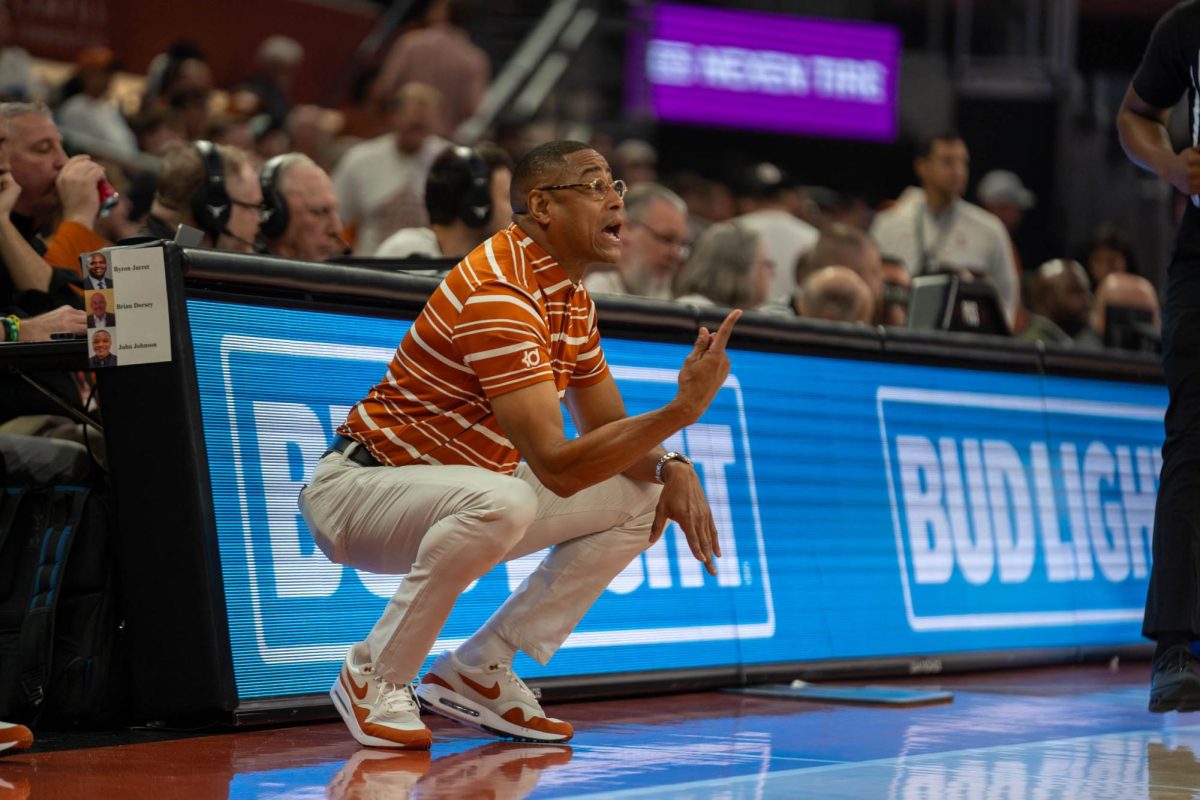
{"left": 86, "top": 289, "right": 116, "bottom": 329}
{"left": 82, "top": 250, "right": 112, "bottom": 290}
{"left": 88, "top": 328, "right": 117, "bottom": 368}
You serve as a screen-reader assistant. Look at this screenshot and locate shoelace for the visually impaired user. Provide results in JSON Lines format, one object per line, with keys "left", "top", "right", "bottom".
{"left": 374, "top": 677, "right": 419, "bottom": 715}
{"left": 490, "top": 663, "right": 542, "bottom": 702}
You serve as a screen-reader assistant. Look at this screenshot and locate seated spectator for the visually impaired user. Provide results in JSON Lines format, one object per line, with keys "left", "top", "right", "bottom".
{"left": 371, "top": 0, "right": 489, "bottom": 138}
{"left": 238, "top": 35, "right": 304, "bottom": 129}
{"left": 734, "top": 162, "right": 818, "bottom": 306}
{"left": 3, "top": 102, "right": 109, "bottom": 271}
{"left": 206, "top": 112, "right": 257, "bottom": 156}
{"left": 0, "top": 109, "right": 79, "bottom": 317}
{"left": 375, "top": 142, "right": 512, "bottom": 262}
{"left": 138, "top": 141, "right": 261, "bottom": 253}
{"left": 55, "top": 47, "right": 138, "bottom": 159}
{"left": 1093, "top": 272, "right": 1161, "bottom": 351}
{"left": 142, "top": 41, "right": 212, "bottom": 112}
{"left": 584, "top": 182, "right": 687, "bottom": 300}
{"left": 259, "top": 153, "right": 346, "bottom": 261}
{"left": 793, "top": 223, "right": 884, "bottom": 320}
{"left": 796, "top": 266, "right": 875, "bottom": 324}
{"left": 334, "top": 82, "right": 448, "bottom": 255}
{"left": 1020, "top": 259, "right": 1102, "bottom": 349}
{"left": 611, "top": 139, "right": 658, "bottom": 187}
{"left": 672, "top": 221, "right": 773, "bottom": 309}
{"left": 1084, "top": 223, "right": 1139, "bottom": 289}
{"left": 128, "top": 107, "right": 184, "bottom": 157}
{"left": 880, "top": 254, "right": 911, "bottom": 326}
{"left": 0, "top": 2, "right": 43, "bottom": 102}
{"left": 285, "top": 104, "right": 337, "bottom": 172}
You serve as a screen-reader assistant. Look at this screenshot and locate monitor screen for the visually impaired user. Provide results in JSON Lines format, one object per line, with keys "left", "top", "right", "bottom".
{"left": 626, "top": 2, "right": 901, "bottom": 141}
{"left": 908, "top": 273, "right": 1010, "bottom": 337}
{"left": 1103, "top": 305, "right": 1160, "bottom": 353}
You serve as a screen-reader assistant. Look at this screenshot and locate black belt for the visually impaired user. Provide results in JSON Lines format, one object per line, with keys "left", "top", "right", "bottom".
{"left": 324, "top": 435, "right": 384, "bottom": 467}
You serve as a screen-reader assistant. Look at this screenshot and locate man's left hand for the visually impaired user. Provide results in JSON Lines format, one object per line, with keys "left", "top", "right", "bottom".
{"left": 650, "top": 460, "right": 721, "bottom": 576}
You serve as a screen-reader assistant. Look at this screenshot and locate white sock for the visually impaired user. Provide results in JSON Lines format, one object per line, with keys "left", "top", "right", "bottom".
{"left": 456, "top": 628, "right": 517, "bottom": 669}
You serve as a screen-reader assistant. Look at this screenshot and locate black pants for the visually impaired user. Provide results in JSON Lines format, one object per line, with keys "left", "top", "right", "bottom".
{"left": 1145, "top": 260, "right": 1200, "bottom": 638}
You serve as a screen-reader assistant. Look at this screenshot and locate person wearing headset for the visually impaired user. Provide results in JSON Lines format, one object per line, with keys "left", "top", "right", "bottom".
{"left": 136, "top": 140, "right": 261, "bottom": 253}
{"left": 375, "top": 142, "right": 512, "bottom": 262}
{"left": 258, "top": 153, "right": 347, "bottom": 261}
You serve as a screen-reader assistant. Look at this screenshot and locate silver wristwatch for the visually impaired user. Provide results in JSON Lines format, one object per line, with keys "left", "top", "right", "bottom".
{"left": 655, "top": 451, "right": 693, "bottom": 483}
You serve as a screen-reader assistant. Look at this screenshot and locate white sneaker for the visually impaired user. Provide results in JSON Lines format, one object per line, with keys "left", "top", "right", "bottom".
{"left": 330, "top": 643, "right": 432, "bottom": 749}
{"left": 0, "top": 721, "right": 31, "bottom": 754}
{"left": 415, "top": 651, "right": 573, "bottom": 742}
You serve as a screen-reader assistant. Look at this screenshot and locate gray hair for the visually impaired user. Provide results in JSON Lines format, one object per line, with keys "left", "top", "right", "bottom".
{"left": 623, "top": 182, "right": 687, "bottom": 223}
{"left": 672, "top": 221, "right": 760, "bottom": 307}
{"left": 1, "top": 101, "right": 51, "bottom": 122}
{"left": 271, "top": 152, "right": 322, "bottom": 195}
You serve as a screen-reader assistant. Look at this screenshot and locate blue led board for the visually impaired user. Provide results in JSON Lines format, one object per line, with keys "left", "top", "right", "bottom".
{"left": 187, "top": 299, "right": 1168, "bottom": 701}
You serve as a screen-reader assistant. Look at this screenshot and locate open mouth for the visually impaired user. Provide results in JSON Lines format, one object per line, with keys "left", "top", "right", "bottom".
{"left": 601, "top": 221, "right": 622, "bottom": 243}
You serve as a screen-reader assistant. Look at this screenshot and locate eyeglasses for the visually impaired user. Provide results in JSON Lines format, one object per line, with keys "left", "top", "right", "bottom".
{"left": 536, "top": 178, "right": 627, "bottom": 201}
{"left": 230, "top": 198, "right": 267, "bottom": 220}
{"left": 631, "top": 221, "right": 690, "bottom": 256}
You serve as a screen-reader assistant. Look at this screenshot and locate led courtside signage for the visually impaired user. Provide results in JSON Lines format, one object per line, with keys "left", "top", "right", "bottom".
{"left": 188, "top": 299, "right": 1165, "bottom": 701}
{"left": 627, "top": 2, "right": 901, "bottom": 141}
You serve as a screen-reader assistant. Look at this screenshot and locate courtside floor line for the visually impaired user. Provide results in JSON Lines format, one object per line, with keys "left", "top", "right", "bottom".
{"left": 563, "top": 723, "right": 1200, "bottom": 799}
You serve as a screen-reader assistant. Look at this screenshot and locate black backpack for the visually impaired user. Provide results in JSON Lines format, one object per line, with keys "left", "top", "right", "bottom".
{"left": 0, "top": 485, "right": 127, "bottom": 727}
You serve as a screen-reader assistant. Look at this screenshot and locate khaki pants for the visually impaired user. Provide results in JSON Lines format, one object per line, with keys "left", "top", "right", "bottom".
{"left": 299, "top": 444, "right": 661, "bottom": 683}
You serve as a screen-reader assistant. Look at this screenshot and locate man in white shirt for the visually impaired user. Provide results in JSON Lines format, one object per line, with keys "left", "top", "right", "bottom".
{"left": 870, "top": 133, "right": 1019, "bottom": 326}
{"left": 56, "top": 47, "right": 138, "bottom": 159}
{"left": 333, "top": 82, "right": 448, "bottom": 255}
{"left": 375, "top": 143, "right": 513, "bottom": 262}
{"left": 732, "top": 162, "right": 819, "bottom": 306}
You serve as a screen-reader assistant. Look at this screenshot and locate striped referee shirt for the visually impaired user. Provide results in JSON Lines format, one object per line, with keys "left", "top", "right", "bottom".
{"left": 338, "top": 224, "right": 610, "bottom": 473}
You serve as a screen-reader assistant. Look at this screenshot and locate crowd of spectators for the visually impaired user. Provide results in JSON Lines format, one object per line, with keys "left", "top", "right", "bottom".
{"left": 0, "top": 0, "right": 1168, "bottom": 369}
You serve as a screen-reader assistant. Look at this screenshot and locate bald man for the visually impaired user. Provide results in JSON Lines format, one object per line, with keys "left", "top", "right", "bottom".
{"left": 793, "top": 223, "right": 883, "bottom": 320}
{"left": 795, "top": 266, "right": 875, "bottom": 323}
{"left": 1093, "top": 272, "right": 1161, "bottom": 347}
{"left": 1020, "top": 259, "right": 1101, "bottom": 349}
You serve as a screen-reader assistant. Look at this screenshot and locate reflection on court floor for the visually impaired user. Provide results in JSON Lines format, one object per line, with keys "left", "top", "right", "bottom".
{"left": 3, "top": 663, "right": 1200, "bottom": 799}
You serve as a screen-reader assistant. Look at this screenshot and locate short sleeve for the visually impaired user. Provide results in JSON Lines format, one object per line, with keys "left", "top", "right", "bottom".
{"left": 454, "top": 283, "right": 554, "bottom": 400}
{"left": 1132, "top": 6, "right": 1191, "bottom": 110}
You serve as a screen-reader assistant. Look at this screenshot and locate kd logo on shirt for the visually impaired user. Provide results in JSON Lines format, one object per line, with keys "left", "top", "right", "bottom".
{"left": 877, "top": 387, "right": 1163, "bottom": 632}
{"left": 520, "top": 348, "right": 541, "bottom": 368}
{"left": 200, "top": 323, "right": 773, "bottom": 690}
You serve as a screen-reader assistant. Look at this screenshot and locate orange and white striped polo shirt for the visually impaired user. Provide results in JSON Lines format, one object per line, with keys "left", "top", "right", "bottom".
{"left": 338, "top": 224, "right": 610, "bottom": 473}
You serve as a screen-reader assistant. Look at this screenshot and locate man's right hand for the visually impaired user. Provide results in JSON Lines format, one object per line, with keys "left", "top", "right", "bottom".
{"left": 56, "top": 156, "right": 106, "bottom": 228}
{"left": 673, "top": 309, "right": 742, "bottom": 423}
{"left": 20, "top": 306, "right": 87, "bottom": 342}
{"left": 1165, "top": 146, "right": 1200, "bottom": 197}
{"left": 0, "top": 171, "right": 23, "bottom": 218}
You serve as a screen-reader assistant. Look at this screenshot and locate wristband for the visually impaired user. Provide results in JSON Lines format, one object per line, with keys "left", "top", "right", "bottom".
{"left": 2, "top": 315, "right": 18, "bottom": 342}
{"left": 655, "top": 451, "right": 693, "bottom": 483}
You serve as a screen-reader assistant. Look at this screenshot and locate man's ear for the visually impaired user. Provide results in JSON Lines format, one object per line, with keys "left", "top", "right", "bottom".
{"left": 526, "top": 190, "right": 553, "bottom": 226}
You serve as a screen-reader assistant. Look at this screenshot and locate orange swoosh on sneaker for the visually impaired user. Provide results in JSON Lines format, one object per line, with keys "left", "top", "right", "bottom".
{"left": 458, "top": 672, "right": 502, "bottom": 700}
{"left": 344, "top": 669, "right": 369, "bottom": 701}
